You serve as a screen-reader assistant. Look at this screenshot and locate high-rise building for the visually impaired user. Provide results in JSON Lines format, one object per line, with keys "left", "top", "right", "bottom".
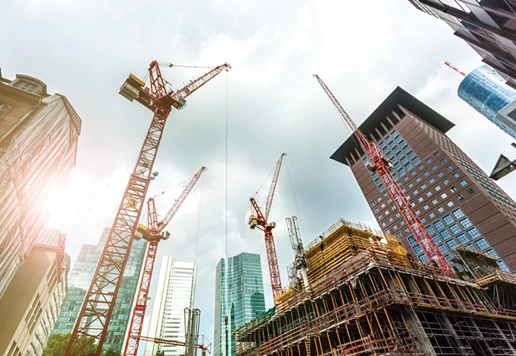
{"left": 52, "top": 228, "right": 147, "bottom": 352}
{"left": 409, "top": 1, "right": 516, "bottom": 89}
{"left": 331, "top": 87, "right": 516, "bottom": 271}
{"left": 214, "top": 253, "right": 266, "bottom": 356}
{"left": 144, "top": 259, "right": 196, "bottom": 356}
{"left": 0, "top": 228, "right": 70, "bottom": 356}
{"left": 456, "top": 65, "right": 516, "bottom": 139}
{"left": 0, "top": 70, "right": 81, "bottom": 299}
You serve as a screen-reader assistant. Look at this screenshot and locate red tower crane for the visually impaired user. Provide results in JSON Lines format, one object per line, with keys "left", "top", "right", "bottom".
{"left": 248, "top": 153, "right": 286, "bottom": 301}
{"left": 66, "top": 61, "right": 229, "bottom": 356}
{"left": 313, "top": 75, "right": 453, "bottom": 274}
{"left": 123, "top": 167, "right": 206, "bottom": 356}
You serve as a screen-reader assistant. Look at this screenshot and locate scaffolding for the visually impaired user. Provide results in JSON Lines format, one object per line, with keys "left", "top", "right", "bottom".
{"left": 236, "top": 219, "right": 516, "bottom": 356}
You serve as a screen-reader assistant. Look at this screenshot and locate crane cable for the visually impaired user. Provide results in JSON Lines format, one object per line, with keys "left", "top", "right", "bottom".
{"left": 223, "top": 67, "right": 230, "bottom": 356}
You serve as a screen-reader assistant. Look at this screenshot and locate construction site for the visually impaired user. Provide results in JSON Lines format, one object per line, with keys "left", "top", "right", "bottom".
{"left": 235, "top": 218, "right": 516, "bottom": 356}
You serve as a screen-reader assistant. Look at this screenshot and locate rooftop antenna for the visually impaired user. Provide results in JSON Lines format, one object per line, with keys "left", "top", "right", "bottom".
{"left": 445, "top": 61, "right": 467, "bottom": 77}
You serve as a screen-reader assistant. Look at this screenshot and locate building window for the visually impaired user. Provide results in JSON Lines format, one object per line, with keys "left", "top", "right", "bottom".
{"left": 429, "top": 212, "right": 435, "bottom": 218}
{"left": 447, "top": 201, "right": 454, "bottom": 207}
{"left": 427, "top": 225, "right": 436, "bottom": 234}
{"left": 13, "top": 80, "right": 39, "bottom": 93}
{"left": 447, "top": 239, "right": 458, "bottom": 250}
{"left": 427, "top": 158, "right": 432, "bottom": 164}
{"left": 426, "top": 191, "right": 432, "bottom": 197}
{"left": 444, "top": 179, "right": 450, "bottom": 185}
{"left": 418, "top": 197, "right": 424, "bottom": 203}
{"left": 408, "top": 183, "right": 414, "bottom": 188}
{"left": 424, "top": 171, "right": 429, "bottom": 177}
{"left": 440, "top": 158, "right": 446, "bottom": 164}
{"left": 443, "top": 215, "right": 454, "bottom": 225}
{"left": 434, "top": 220, "right": 445, "bottom": 230}
{"left": 416, "top": 177, "right": 421, "bottom": 183}
{"left": 435, "top": 185, "right": 441, "bottom": 191}
{"left": 0, "top": 103, "right": 9, "bottom": 118}
{"left": 467, "top": 188, "right": 474, "bottom": 194}
{"left": 408, "top": 237, "right": 416, "bottom": 245}
{"left": 440, "top": 229, "right": 452, "bottom": 240}
{"left": 438, "top": 172, "right": 444, "bottom": 178}
{"left": 458, "top": 194, "right": 464, "bottom": 201}
{"left": 419, "top": 164, "right": 424, "bottom": 170}
{"left": 450, "top": 224, "right": 461, "bottom": 234}
{"left": 423, "top": 204, "right": 429, "bottom": 210}
{"left": 447, "top": 165, "right": 453, "bottom": 171}
{"left": 475, "top": 238, "right": 489, "bottom": 249}
{"left": 429, "top": 178, "right": 435, "bottom": 184}
{"left": 456, "top": 233, "right": 468, "bottom": 244}
{"left": 468, "top": 228, "right": 482, "bottom": 239}
{"left": 452, "top": 209, "right": 465, "bottom": 219}
{"left": 459, "top": 218, "right": 473, "bottom": 229}
{"left": 450, "top": 186, "right": 457, "bottom": 192}
{"left": 460, "top": 180, "right": 467, "bottom": 186}
{"left": 432, "top": 165, "right": 438, "bottom": 170}
{"left": 435, "top": 152, "right": 441, "bottom": 157}
{"left": 432, "top": 199, "right": 438, "bottom": 205}
{"left": 438, "top": 207, "right": 444, "bottom": 213}
{"left": 454, "top": 172, "right": 460, "bottom": 178}
{"left": 441, "top": 193, "right": 448, "bottom": 199}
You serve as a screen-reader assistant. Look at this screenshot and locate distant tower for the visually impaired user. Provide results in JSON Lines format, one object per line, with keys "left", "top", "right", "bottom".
{"left": 144, "top": 259, "right": 196, "bottom": 356}
{"left": 52, "top": 228, "right": 147, "bottom": 352}
{"left": 446, "top": 62, "right": 516, "bottom": 139}
{"left": 214, "top": 253, "right": 266, "bottom": 356}
{"left": 0, "top": 70, "right": 81, "bottom": 298}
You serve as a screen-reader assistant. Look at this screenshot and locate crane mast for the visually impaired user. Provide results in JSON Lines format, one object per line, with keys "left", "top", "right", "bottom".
{"left": 67, "top": 61, "right": 229, "bottom": 356}
{"left": 313, "top": 75, "right": 453, "bottom": 274}
{"left": 249, "top": 153, "right": 286, "bottom": 301}
{"left": 124, "top": 167, "right": 206, "bottom": 356}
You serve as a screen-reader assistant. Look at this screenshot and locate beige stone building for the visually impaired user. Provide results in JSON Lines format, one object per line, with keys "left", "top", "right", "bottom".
{"left": 0, "top": 228, "right": 70, "bottom": 356}
{"left": 0, "top": 69, "right": 81, "bottom": 298}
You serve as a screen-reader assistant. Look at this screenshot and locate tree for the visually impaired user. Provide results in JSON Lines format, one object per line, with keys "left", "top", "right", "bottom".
{"left": 102, "top": 348, "right": 122, "bottom": 356}
{"left": 43, "top": 333, "right": 96, "bottom": 356}
{"left": 154, "top": 350, "right": 165, "bottom": 356}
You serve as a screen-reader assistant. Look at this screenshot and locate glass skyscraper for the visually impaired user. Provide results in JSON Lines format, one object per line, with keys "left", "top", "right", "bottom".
{"left": 457, "top": 65, "right": 516, "bottom": 139}
{"left": 144, "top": 259, "right": 196, "bottom": 356}
{"left": 214, "top": 252, "right": 266, "bottom": 356}
{"left": 52, "top": 228, "right": 147, "bottom": 352}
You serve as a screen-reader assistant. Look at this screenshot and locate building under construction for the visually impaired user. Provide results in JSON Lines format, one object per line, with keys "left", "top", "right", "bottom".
{"left": 236, "top": 219, "right": 516, "bottom": 356}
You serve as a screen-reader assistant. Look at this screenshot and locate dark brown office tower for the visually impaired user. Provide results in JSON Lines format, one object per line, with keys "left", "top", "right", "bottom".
{"left": 332, "top": 87, "right": 516, "bottom": 271}
{"left": 409, "top": 0, "right": 516, "bottom": 89}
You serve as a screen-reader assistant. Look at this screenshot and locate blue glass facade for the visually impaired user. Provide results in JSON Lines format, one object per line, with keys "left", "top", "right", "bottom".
{"left": 368, "top": 139, "right": 510, "bottom": 272}
{"left": 214, "top": 253, "right": 266, "bottom": 356}
{"left": 458, "top": 65, "right": 516, "bottom": 138}
{"left": 365, "top": 129, "right": 421, "bottom": 192}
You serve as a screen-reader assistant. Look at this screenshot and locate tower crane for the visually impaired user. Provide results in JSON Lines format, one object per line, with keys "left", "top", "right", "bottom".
{"left": 248, "top": 153, "right": 286, "bottom": 301}
{"left": 67, "top": 61, "right": 230, "bottom": 356}
{"left": 285, "top": 216, "right": 309, "bottom": 291}
{"left": 313, "top": 75, "right": 453, "bottom": 274}
{"left": 139, "top": 335, "right": 211, "bottom": 356}
{"left": 124, "top": 167, "right": 207, "bottom": 356}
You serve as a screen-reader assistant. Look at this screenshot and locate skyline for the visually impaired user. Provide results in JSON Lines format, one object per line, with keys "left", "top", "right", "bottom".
{"left": 3, "top": 0, "right": 516, "bottom": 347}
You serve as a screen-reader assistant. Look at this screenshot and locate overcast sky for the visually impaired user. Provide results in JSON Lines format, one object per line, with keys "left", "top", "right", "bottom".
{"left": 2, "top": 0, "right": 516, "bottom": 353}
